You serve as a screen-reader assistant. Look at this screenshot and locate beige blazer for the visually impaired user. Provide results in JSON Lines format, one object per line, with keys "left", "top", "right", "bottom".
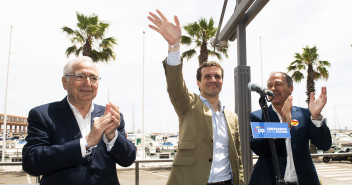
{"left": 163, "top": 62, "right": 244, "bottom": 185}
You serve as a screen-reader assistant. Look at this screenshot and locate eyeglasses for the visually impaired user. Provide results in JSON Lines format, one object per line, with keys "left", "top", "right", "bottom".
{"left": 66, "top": 73, "right": 101, "bottom": 83}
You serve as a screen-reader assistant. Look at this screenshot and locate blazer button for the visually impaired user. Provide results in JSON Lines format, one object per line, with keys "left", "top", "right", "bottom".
{"left": 209, "top": 159, "right": 212, "bottom": 162}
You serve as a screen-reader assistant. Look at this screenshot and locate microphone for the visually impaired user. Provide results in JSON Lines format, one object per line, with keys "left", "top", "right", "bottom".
{"left": 248, "top": 82, "right": 274, "bottom": 96}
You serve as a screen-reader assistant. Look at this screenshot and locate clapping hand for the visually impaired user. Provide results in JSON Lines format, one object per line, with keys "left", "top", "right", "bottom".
{"left": 85, "top": 102, "right": 121, "bottom": 146}
{"left": 309, "top": 87, "right": 327, "bottom": 119}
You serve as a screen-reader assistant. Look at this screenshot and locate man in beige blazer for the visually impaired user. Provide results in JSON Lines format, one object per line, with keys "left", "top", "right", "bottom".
{"left": 148, "top": 10, "right": 244, "bottom": 185}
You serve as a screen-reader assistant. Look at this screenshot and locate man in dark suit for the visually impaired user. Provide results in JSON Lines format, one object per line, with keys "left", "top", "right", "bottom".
{"left": 22, "top": 56, "right": 136, "bottom": 185}
{"left": 249, "top": 72, "right": 331, "bottom": 185}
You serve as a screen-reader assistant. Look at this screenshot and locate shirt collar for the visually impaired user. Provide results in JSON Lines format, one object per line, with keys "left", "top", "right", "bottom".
{"left": 66, "top": 96, "right": 94, "bottom": 116}
{"left": 199, "top": 95, "right": 224, "bottom": 112}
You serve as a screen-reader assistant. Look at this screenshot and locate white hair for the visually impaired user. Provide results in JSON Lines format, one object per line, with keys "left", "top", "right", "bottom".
{"left": 63, "top": 56, "right": 97, "bottom": 77}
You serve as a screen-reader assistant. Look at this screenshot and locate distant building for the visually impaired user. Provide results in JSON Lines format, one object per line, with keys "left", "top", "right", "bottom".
{"left": 0, "top": 114, "right": 28, "bottom": 136}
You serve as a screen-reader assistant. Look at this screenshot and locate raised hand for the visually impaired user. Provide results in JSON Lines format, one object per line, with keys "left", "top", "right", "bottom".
{"left": 104, "top": 102, "right": 121, "bottom": 141}
{"left": 281, "top": 96, "right": 293, "bottom": 127}
{"left": 309, "top": 87, "right": 327, "bottom": 119}
{"left": 86, "top": 109, "right": 113, "bottom": 147}
{"left": 148, "top": 9, "right": 182, "bottom": 45}
{"left": 85, "top": 103, "right": 121, "bottom": 146}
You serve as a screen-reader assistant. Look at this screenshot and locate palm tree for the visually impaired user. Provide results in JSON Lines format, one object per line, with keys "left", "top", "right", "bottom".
{"left": 287, "top": 45, "right": 331, "bottom": 104}
{"left": 181, "top": 17, "right": 229, "bottom": 66}
{"left": 287, "top": 46, "right": 331, "bottom": 154}
{"left": 62, "top": 12, "right": 117, "bottom": 63}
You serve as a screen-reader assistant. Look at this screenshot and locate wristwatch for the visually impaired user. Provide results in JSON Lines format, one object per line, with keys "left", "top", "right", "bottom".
{"left": 312, "top": 114, "right": 323, "bottom": 121}
{"left": 85, "top": 143, "right": 93, "bottom": 155}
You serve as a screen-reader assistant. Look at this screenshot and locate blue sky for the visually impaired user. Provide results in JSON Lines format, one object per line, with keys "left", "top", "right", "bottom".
{"left": 0, "top": 0, "right": 351, "bottom": 133}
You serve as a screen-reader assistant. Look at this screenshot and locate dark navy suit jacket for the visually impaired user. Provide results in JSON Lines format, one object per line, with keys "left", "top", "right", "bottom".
{"left": 22, "top": 97, "right": 136, "bottom": 185}
{"left": 249, "top": 105, "right": 331, "bottom": 185}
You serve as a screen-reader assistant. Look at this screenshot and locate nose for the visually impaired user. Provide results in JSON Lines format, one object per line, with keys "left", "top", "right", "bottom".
{"left": 83, "top": 76, "right": 92, "bottom": 86}
{"left": 210, "top": 76, "right": 216, "bottom": 82}
{"left": 268, "top": 85, "right": 275, "bottom": 91}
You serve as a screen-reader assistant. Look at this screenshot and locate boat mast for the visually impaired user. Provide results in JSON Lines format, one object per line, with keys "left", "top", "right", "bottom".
{"left": 2, "top": 26, "right": 13, "bottom": 162}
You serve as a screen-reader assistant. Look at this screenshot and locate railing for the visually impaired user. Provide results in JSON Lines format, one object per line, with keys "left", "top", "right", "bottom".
{"left": 134, "top": 159, "right": 173, "bottom": 185}
{"left": 0, "top": 153, "right": 351, "bottom": 185}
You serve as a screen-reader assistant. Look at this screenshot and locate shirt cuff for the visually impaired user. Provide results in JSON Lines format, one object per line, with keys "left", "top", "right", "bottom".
{"left": 103, "top": 130, "right": 118, "bottom": 151}
{"left": 311, "top": 116, "right": 324, "bottom": 127}
{"left": 80, "top": 138, "right": 88, "bottom": 158}
{"left": 167, "top": 51, "right": 181, "bottom": 66}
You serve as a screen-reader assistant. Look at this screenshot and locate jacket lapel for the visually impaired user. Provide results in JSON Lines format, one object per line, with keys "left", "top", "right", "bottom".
{"left": 223, "top": 109, "right": 239, "bottom": 178}
{"left": 224, "top": 110, "right": 235, "bottom": 138}
{"left": 268, "top": 105, "right": 280, "bottom": 122}
{"left": 90, "top": 104, "right": 104, "bottom": 129}
{"left": 202, "top": 104, "right": 213, "bottom": 141}
{"left": 224, "top": 109, "right": 236, "bottom": 152}
{"left": 290, "top": 107, "right": 298, "bottom": 152}
{"left": 58, "top": 97, "right": 82, "bottom": 140}
{"left": 89, "top": 104, "right": 105, "bottom": 159}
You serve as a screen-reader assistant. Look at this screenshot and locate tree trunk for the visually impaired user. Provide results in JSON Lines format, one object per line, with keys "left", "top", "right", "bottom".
{"left": 198, "top": 42, "right": 208, "bottom": 66}
{"left": 83, "top": 39, "right": 92, "bottom": 57}
{"left": 306, "top": 64, "right": 315, "bottom": 104}
{"left": 306, "top": 63, "right": 317, "bottom": 154}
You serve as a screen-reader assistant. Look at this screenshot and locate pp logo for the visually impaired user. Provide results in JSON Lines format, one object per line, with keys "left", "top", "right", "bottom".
{"left": 255, "top": 126, "right": 265, "bottom": 134}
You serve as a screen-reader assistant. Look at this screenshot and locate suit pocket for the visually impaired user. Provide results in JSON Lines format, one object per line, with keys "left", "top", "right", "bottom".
{"left": 173, "top": 156, "right": 195, "bottom": 166}
{"left": 178, "top": 142, "right": 196, "bottom": 149}
{"left": 173, "top": 142, "right": 196, "bottom": 166}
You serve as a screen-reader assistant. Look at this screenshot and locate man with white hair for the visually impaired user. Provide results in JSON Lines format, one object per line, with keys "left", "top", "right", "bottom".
{"left": 22, "top": 56, "right": 136, "bottom": 185}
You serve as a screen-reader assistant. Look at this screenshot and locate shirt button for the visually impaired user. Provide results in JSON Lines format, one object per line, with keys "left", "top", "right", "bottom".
{"left": 209, "top": 159, "right": 212, "bottom": 162}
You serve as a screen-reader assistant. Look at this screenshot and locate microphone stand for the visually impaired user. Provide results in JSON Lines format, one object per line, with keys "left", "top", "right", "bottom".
{"left": 259, "top": 95, "right": 285, "bottom": 185}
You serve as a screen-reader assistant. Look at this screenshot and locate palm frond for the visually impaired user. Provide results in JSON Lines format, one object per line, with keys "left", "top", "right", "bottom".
{"left": 181, "top": 49, "right": 197, "bottom": 61}
{"left": 75, "top": 47, "right": 83, "bottom": 56}
{"left": 318, "top": 60, "right": 331, "bottom": 67}
{"left": 316, "top": 66, "right": 329, "bottom": 80}
{"left": 291, "top": 71, "right": 304, "bottom": 83}
{"left": 208, "top": 50, "right": 223, "bottom": 61}
{"left": 181, "top": 36, "right": 192, "bottom": 45}
{"left": 100, "top": 37, "right": 117, "bottom": 48}
{"left": 65, "top": 46, "right": 77, "bottom": 57}
{"left": 62, "top": 26, "right": 74, "bottom": 35}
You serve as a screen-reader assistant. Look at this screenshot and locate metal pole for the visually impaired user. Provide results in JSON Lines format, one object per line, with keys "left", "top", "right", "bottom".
{"left": 259, "top": 36, "right": 263, "bottom": 87}
{"left": 235, "top": 5, "right": 252, "bottom": 183}
{"left": 212, "top": 0, "right": 228, "bottom": 48}
{"left": 135, "top": 162, "right": 139, "bottom": 185}
{"left": 142, "top": 31, "right": 146, "bottom": 159}
{"left": 2, "top": 26, "right": 13, "bottom": 162}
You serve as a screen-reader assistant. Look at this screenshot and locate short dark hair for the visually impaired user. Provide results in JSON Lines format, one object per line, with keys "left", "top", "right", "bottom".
{"left": 196, "top": 61, "right": 224, "bottom": 82}
{"left": 269, "top": 72, "right": 293, "bottom": 87}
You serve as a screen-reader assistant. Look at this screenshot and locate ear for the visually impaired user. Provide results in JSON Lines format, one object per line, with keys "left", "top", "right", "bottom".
{"left": 197, "top": 80, "right": 201, "bottom": 89}
{"left": 62, "top": 76, "right": 68, "bottom": 90}
{"left": 289, "top": 85, "right": 293, "bottom": 95}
